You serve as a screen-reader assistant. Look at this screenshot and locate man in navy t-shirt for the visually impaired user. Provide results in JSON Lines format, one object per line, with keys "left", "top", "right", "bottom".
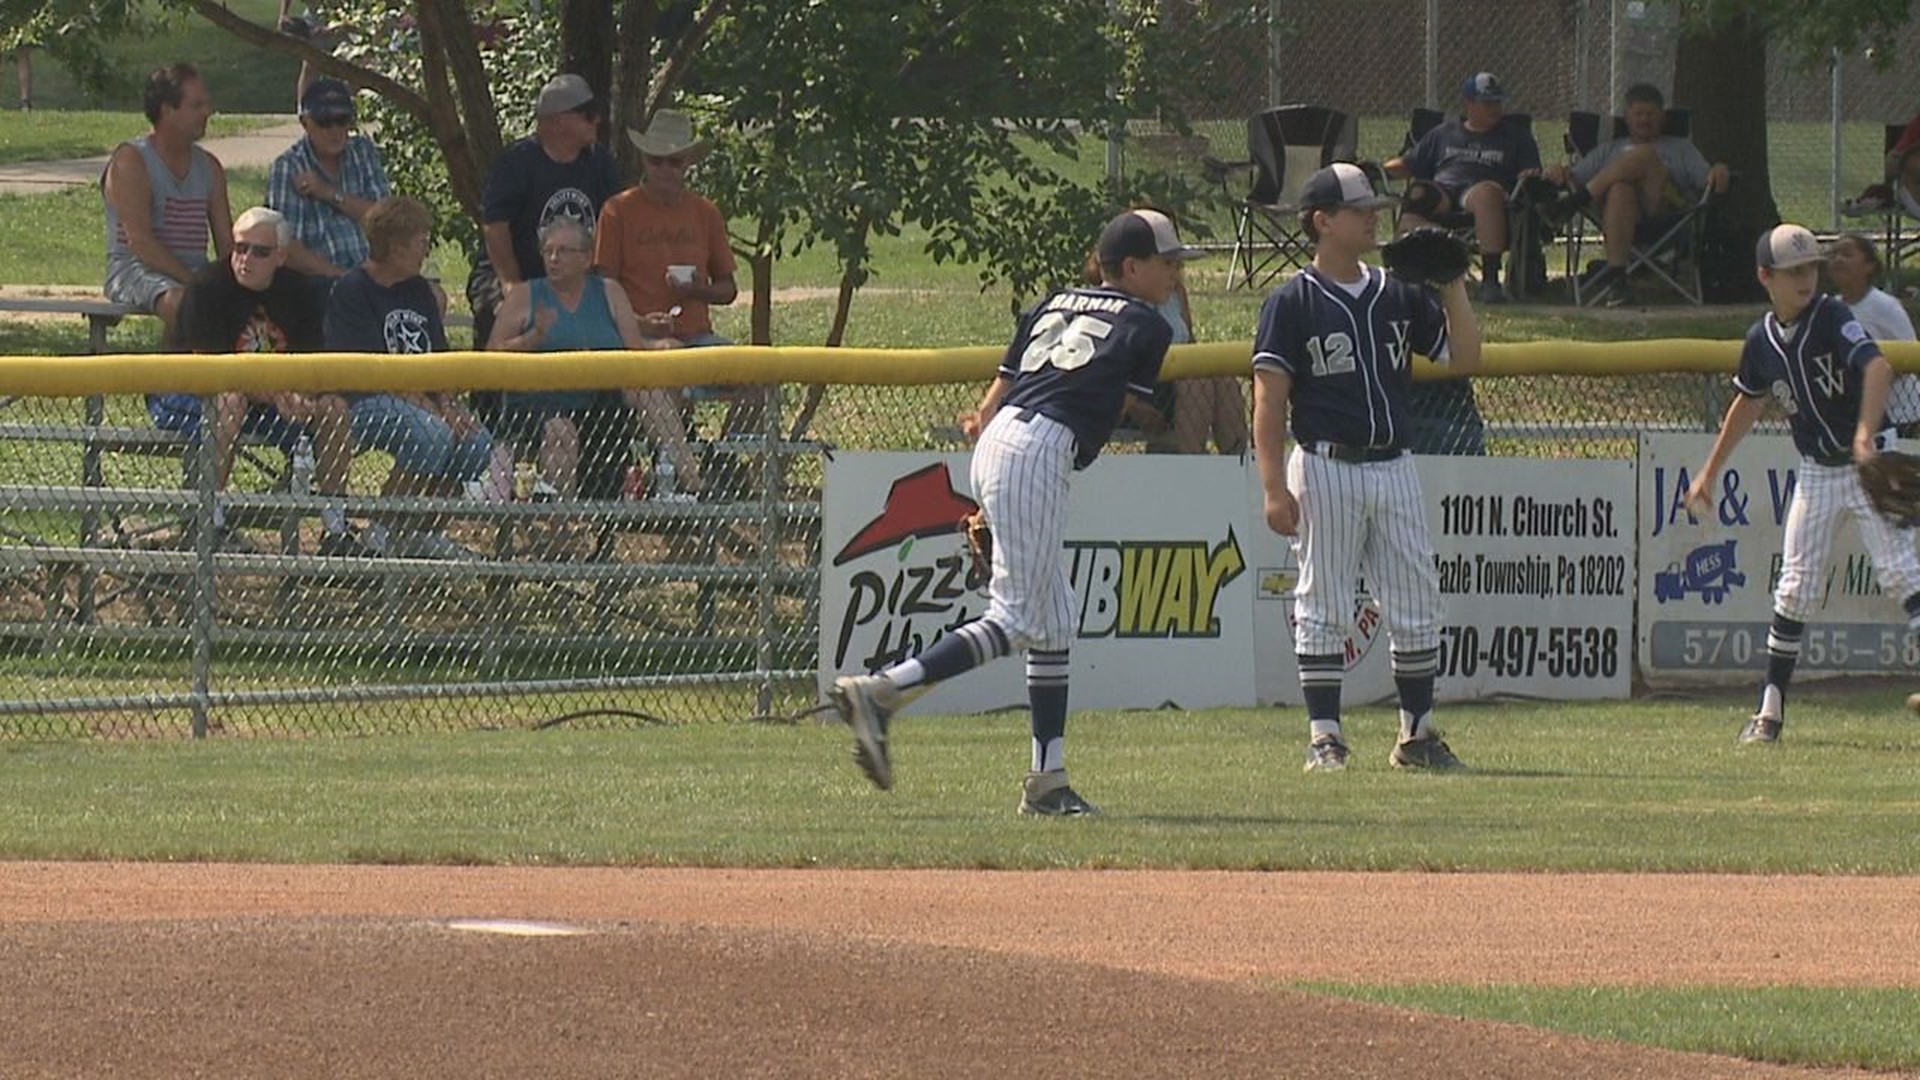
{"left": 1385, "top": 72, "right": 1543, "bottom": 304}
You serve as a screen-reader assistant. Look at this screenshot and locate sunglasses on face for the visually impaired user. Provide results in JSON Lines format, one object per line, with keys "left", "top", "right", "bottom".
{"left": 309, "top": 116, "right": 352, "bottom": 130}
{"left": 233, "top": 242, "right": 277, "bottom": 258}
{"left": 644, "top": 154, "right": 692, "bottom": 169}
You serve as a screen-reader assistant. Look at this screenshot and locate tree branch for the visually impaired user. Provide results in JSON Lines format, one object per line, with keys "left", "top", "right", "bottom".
{"left": 644, "top": 0, "right": 732, "bottom": 118}
{"left": 185, "top": 0, "right": 429, "bottom": 116}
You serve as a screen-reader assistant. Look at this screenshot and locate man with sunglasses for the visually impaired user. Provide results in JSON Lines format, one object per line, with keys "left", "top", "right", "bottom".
{"left": 469, "top": 73, "right": 621, "bottom": 355}
{"left": 266, "top": 78, "right": 392, "bottom": 286}
{"left": 150, "top": 207, "right": 373, "bottom": 558}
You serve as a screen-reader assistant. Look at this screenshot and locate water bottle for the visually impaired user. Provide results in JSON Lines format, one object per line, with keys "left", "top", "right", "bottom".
{"left": 654, "top": 456, "right": 677, "bottom": 498}
{"left": 290, "top": 435, "right": 315, "bottom": 497}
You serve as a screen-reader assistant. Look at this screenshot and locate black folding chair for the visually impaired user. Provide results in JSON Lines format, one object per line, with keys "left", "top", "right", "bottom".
{"left": 1204, "top": 105, "right": 1357, "bottom": 290}
{"left": 1841, "top": 122, "right": 1918, "bottom": 276}
{"left": 1561, "top": 108, "right": 1720, "bottom": 306}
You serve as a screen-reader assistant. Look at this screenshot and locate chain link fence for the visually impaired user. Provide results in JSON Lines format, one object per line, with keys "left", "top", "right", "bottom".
{"left": 1160, "top": 0, "right": 1920, "bottom": 238}
{"left": 0, "top": 356, "right": 1748, "bottom": 739}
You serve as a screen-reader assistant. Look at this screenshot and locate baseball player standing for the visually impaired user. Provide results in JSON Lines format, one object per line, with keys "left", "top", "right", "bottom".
{"left": 831, "top": 208, "right": 1202, "bottom": 814}
{"left": 1685, "top": 224, "right": 1920, "bottom": 745}
{"left": 1252, "top": 163, "right": 1483, "bottom": 772}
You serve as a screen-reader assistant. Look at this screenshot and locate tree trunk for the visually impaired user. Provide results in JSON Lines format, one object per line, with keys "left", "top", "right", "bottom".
{"left": 613, "top": 0, "right": 660, "bottom": 182}
{"left": 561, "top": 0, "right": 619, "bottom": 149}
{"left": 1674, "top": 11, "right": 1779, "bottom": 230}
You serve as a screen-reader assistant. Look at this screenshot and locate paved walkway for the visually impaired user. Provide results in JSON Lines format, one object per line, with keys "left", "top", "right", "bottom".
{"left": 0, "top": 118, "right": 302, "bottom": 195}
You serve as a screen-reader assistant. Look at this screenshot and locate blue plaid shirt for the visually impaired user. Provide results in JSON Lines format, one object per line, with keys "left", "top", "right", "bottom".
{"left": 265, "top": 134, "right": 393, "bottom": 271}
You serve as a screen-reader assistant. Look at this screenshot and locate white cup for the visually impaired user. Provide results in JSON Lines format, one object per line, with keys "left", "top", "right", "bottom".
{"left": 666, "top": 264, "right": 696, "bottom": 286}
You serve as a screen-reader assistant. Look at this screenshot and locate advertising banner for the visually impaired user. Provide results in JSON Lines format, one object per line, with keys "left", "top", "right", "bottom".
{"left": 1639, "top": 433, "right": 1920, "bottom": 682}
{"left": 820, "top": 453, "right": 1256, "bottom": 714}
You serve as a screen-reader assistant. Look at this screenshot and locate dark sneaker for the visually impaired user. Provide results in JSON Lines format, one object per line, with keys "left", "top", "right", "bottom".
{"left": 1018, "top": 770, "right": 1100, "bottom": 816}
{"left": 212, "top": 524, "right": 260, "bottom": 555}
{"left": 1580, "top": 264, "right": 1626, "bottom": 308}
{"left": 1390, "top": 733, "right": 1466, "bottom": 770}
{"left": 1303, "top": 735, "right": 1350, "bottom": 773}
{"left": 1477, "top": 279, "right": 1509, "bottom": 305}
{"left": 831, "top": 674, "right": 900, "bottom": 790}
{"left": 316, "top": 528, "right": 379, "bottom": 559}
{"left": 1843, "top": 184, "right": 1893, "bottom": 216}
{"left": 1738, "top": 714, "right": 1782, "bottom": 745}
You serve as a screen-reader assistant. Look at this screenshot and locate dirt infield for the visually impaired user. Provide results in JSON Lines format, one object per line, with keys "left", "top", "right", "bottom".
{"left": 1, "top": 863, "right": 1915, "bottom": 1079}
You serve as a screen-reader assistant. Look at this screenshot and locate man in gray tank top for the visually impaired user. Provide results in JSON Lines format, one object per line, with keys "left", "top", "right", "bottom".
{"left": 101, "top": 63, "right": 233, "bottom": 343}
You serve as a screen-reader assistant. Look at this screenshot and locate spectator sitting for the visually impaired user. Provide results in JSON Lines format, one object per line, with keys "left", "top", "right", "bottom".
{"left": 1845, "top": 112, "right": 1920, "bottom": 220}
{"left": 1541, "top": 83, "right": 1730, "bottom": 307}
{"left": 487, "top": 217, "right": 705, "bottom": 503}
{"left": 151, "top": 207, "right": 372, "bottom": 557}
{"left": 469, "top": 73, "right": 621, "bottom": 355}
{"left": 1827, "top": 232, "right": 1919, "bottom": 433}
{"left": 1384, "top": 71, "right": 1542, "bottom": 305}
{"left": 325, "top": 196, "right": 493, "bottom": 560}
{"left": 101, "top": 63, "right": 234, "bottom": 344}
{"left": 266, "top": 77, "right": 392, "bottom": 293}
{"left": 595, "top": 108, "right": 754, "bottom": 481}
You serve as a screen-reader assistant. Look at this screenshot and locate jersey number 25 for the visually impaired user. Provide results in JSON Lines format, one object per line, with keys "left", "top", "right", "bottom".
{"left": 1019, "top": 312, "right": 1113, "bottom": 373}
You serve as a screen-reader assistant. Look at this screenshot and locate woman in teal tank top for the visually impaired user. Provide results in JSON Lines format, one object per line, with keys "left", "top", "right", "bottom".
{"left": 488, "top": 219, "right": 704, "bottom": 500}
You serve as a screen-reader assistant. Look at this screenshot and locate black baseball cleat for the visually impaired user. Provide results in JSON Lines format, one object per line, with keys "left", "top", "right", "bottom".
{"left": 1018, "top": 770, "right": 1100, "bottom": 816}
{"left": 831, "top": 675, "right": 900, "bottom": 790}
{"left": 1738, "top": 713, "right": 1782, "bottom": 745}
{"left": 1390, "top": 733, "right": 1466, "bottom": 770}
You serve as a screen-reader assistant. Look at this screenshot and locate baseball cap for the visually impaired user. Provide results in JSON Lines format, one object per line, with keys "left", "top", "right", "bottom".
{"left": 536, "top": 73, "right": 596, "bottom": 118}
{"left": 1755, "top": 224, "right": 1826, "bottom": 269}
{"left": 1096, "top": 208, "right": 1205, "bottom": 265}
{"left": 1299, "top": 163, "right": 1398, "bottom": 211}
{"left": 1463, "top": 72, "right": 1508, "bottom": 103}
{"left": 298, "top": 78, "right": 355, "bottom": 122}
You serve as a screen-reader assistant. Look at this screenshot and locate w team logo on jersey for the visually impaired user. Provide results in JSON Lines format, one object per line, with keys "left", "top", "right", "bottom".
{"left": 1808, "top": 354, "right": 1843, "bottom": 399}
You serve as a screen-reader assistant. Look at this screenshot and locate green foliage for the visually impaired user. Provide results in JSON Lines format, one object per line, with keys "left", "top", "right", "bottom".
{"left": 2, "top": 0, "right": 294, "bottom": 110}
{"left": 1662, "top": 0, "right": 1916, "bottom": 66}
{"left": 1301, "top": 984, "right": 1920, "bottom": 1070}
{"left": 692, "top": 0, "right": 1244, "bottom": 316}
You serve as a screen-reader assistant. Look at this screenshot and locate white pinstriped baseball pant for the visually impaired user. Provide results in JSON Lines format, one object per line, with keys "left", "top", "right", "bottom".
{"left": 1287, "top": 445, "right": 1443, "bottom": 655}
{"left": 1775, "top": 455, "right": 1920, "bottom": 620}
{"left": 971, "top": 408, "right": 1077, "bottom": 652}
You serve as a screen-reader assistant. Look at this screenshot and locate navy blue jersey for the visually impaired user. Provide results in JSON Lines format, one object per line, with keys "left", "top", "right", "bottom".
{"left": 479, "top": 137, "right": 621, "bottom": 283}
{"left": 1251, "top": 265, "right": 1451, "bottom": 450}
{"left": 1732, "top": 294, "right": 1885, "bottom": 461}
{"left": 1404, "top": 118, "right": 1541, "bottom": 195}
{"left": 999, "top": 285, "right": 1173, "bottom": 469}
{"left": 325, "top": 268, "right": 450, "bottom": 401}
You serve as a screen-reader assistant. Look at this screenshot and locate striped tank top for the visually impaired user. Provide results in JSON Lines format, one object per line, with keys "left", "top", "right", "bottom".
{"left": 103, "top": 135, "right": 214, "bottom": 270}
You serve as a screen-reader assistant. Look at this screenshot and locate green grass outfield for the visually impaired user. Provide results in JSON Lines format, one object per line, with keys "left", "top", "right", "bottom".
{"left": 4, "top": 681, "right": 1919, "bottom": 1067}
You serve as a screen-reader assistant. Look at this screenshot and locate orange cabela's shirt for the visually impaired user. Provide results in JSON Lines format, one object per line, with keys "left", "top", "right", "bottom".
{"left": 593, "top": 186, "right": 737, "bottom": 338}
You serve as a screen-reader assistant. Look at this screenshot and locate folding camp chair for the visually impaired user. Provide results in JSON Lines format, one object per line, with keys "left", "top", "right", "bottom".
{"left": 1204, "top": 105, "right": 1357, "bottom": 290}
{"left": 1561, "top": 108, "right": 1719, "bottom": 306}
{"left": 1840, "top": 122, "right": 1919, "bottom": 276}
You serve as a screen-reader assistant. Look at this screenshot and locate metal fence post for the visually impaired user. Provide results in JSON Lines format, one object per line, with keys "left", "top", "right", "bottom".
{"left": 1830, "top": 48, "right": 1844, "bottom": 232}
{"left": 755, "top": 384, "right": 780, "bottom": 718}
{"left": 189, "top": 393, "right": 218, "bottom": 738}
{"left": 1424, "top": 0, "right": 1439, "bottom": 110}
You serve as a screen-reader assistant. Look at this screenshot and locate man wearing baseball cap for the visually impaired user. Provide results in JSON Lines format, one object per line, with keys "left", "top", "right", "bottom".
{"left": 1384, "top": 71, "right": 1543, "bottom": 304}
{"left": 1253, "top": 162, "right": 1484, "bottom": 775}
{"left": 266, "top": 77, "right": 393, "bottom": 284}
{"left": 1687, "top": 222, "right": 1920, "bottom": 747}
{"left": 469, "top": 73, "right": 621, "bottom": 352}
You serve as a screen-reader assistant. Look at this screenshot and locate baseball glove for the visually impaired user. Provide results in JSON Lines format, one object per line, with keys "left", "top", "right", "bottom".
{"left": 1381, "top": 226, "right": 1473, "bottom": 288}
{"left": 964, "top": 510, "right": 992, "bottom": 590}
{"left": 1858, "top": 450, "right": 1920, "bottom": 528}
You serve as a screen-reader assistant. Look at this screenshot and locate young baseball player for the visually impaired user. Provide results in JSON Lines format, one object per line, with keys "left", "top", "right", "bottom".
{"left": 1252, "top": 162, "right": 1483, "bottom": 772}
{"left": 831, "top": 208, "right": 1201, "bottom": 814}
{"left": 1685, "top": 223, "right": 1920, "bottom": 745}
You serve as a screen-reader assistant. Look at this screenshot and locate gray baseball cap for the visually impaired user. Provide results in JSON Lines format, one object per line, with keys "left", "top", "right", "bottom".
{"left": 1300, "top": 163, "right": 1398, "bottom": 211}
{"left": 1755, "top": 224, "right": 1825, "bottom": 269}
{"left": 536, "top": 73, "right": 596, "bottom": 118}
{"left": 1096, "top": 209, "right": 1205, "bottom": 264}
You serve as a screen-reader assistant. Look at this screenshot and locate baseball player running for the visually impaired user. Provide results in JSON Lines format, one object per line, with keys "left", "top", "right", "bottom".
{"left": 831, "top": 208, "right": 1201, "bottom": 814}
{"left": 1252, "top": 163, "right": 1483, "bottom": 772}
{"left": 1686, "top": 224, "right": 1920, "bottom": 745}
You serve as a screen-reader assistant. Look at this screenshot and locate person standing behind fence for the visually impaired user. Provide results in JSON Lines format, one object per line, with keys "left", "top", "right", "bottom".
{"left": 1686, "top": 225, "right": 1920, "bottom": 746}
{"left": 487, "top": 217, "right": 704, "bottom": 502}
{"left": 155, "top": 207, "right": 374, "bottom": 558}
{"left": 1826, "top": 233, "right": 1920, "bottom": 434}
{"left": 266, "top": 78, "right": 392, "bottom": 290}
{"left": 1084, "top": 249, "right": 1246, "bottom": 455}
{"left": 326, "top": 196, "right": 493, "bottom": 561}
{"left": 1253, "top": 163, "right": 1483, "bottom": 774}
{"left": 831, "top": 208, "right": 1201, "bottom": 815}
{"left": 469, "top": 74, "right": 621, "bottom": 356}
{"left": 102, "top": 63, "right": 234, "bottom": 345}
